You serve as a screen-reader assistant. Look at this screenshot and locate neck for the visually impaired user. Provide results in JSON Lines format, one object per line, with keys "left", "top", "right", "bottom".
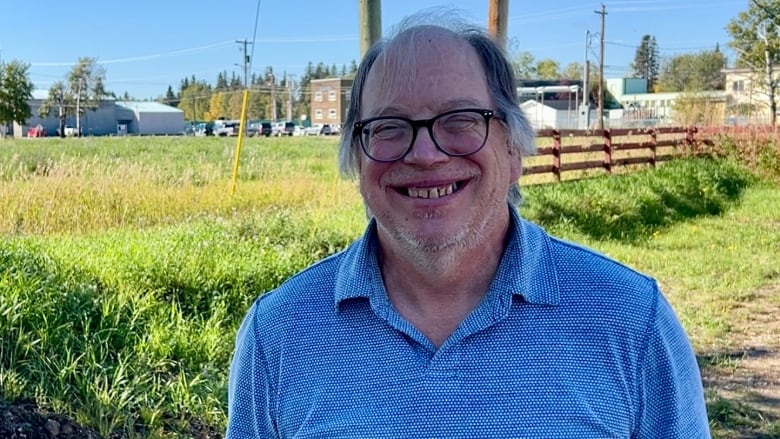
{"left": 377, "top": 215, "right": 510, "bottom": 347}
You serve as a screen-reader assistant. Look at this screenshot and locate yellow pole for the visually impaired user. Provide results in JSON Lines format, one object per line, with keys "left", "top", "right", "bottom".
{"left": 231, "top": 89, "right": 250, "bottom": 195}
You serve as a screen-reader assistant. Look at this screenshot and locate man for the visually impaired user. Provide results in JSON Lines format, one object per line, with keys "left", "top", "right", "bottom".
{"left": 227, "top": 13, "right": 710, "bottom": 438}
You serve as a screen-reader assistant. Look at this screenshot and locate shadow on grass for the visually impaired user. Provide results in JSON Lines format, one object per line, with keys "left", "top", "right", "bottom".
{"left": 523, "top": 158, "right": 754, "bottom": 243}
{"left": 699, "top": 349, "right": 780, "bottom": 438}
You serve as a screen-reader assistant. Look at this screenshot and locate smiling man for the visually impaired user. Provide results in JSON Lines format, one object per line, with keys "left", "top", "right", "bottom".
{"left": 227, "top": 11, "right": 710, "bottom": 439}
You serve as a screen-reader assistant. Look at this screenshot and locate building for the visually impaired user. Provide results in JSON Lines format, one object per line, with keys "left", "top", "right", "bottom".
{"left": 13, "top": 90, "right": 185, "bottom": 137}
{"left": 517, "top": 80, "right": 597, "bottom": 130}
{"left": 721, "top": 66, "right": 780, "bottom": 123}
{"left": 606, "top": 78, "right": 726, "bottom": 127}
{"left": 115, "top": 101, "right": 185, "bottom": 135}
{"left": 309, "top": 78, "right": 353, "bottom": 128}
{"left": 520, "top": 99, "right": 595, "bottom": 130}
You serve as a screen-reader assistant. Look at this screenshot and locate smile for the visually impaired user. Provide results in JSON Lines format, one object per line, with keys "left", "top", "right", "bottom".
{"left": 402, "top": 181, "right": 463, "bottom": 199}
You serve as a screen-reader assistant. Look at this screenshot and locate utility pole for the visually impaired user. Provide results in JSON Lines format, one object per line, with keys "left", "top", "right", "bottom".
{"left": 286, "top": 74, "right": 294, "bottom": 121}
{"left": 236, "top": 39, "right": 253, "bottom": 89}
{"left": 595, "top": 4, "right": 607, "bottom": 130}
{"left": 269, "top": 71, "right": 277, "bottom": 121}
{"left": 581, "top": 30, "right": 591, "bottom": 129}
{"left": 487, "top": 0, "right": 509, "bottom": 51}
{"left": 359, "top": 0, "right": 382, "bottom": 56}
{"left": 75, "top": 78, "right": 83, "bottom": 136}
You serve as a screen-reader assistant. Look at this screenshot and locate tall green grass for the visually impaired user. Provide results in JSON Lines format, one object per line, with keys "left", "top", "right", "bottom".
{"left": 0, "top": 135, "right": 778, "bottom": 437}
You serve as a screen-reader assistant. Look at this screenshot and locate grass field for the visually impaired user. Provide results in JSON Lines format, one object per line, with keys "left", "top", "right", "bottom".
{"left": 1, "top": 134, "right": 779, "bottom": 437}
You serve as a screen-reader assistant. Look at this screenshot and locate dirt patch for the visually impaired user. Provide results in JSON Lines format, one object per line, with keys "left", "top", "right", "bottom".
{"left": 0, "top": 398, "right": 101, "bottom": 439}
{"left": 700, "top": 282, "right": 780, "bottom": 436}
{"left": 0, "top": 398, "right": 223, "bottom": 438}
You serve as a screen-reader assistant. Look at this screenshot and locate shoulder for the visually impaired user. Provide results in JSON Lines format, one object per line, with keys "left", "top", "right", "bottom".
{"left": 250, "top": 249, "right": 345, "bottom": 320}
{"left": 519, "top": 219, "right": 662, "bottom": 331}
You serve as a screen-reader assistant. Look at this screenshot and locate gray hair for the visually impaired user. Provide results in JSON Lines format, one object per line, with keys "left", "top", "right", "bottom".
{"left": 337, "top": 10, "right": 536, "bottom": 205}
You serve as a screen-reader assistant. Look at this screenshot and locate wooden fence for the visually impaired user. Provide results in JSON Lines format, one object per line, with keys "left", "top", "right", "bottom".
{"left": 522, "top": 126, "right": 700, "bottom": 183}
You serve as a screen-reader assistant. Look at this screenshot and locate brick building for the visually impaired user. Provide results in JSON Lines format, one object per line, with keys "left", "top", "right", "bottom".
{"left": 309, "top": 78, "right": 353, "bottom": 128}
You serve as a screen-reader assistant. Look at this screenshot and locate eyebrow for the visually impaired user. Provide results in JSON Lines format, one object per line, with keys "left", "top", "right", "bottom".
{"left": 367, "top": 98, "right": 490, "bottom": 118}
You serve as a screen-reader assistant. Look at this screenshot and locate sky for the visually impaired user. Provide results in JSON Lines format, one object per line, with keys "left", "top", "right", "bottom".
{"left": 0, "top": 0, "right": 749, "bottom": 100}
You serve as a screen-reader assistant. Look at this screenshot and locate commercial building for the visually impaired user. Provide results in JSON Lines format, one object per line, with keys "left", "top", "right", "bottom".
{"left": 13, "top": 91, "right": 185, "bottom": 137}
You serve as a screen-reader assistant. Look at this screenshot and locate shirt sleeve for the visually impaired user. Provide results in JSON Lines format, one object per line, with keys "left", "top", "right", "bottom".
{"left": 635, "top": 288, "right": 711, "bottom": 438}
{"left": 226, "top": 303, "right": 278, "bottom": 439}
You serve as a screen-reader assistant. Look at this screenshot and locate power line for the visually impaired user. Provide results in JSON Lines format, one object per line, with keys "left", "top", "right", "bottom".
{"left": 248, "top": 0, "right": 262, "bottom": 87}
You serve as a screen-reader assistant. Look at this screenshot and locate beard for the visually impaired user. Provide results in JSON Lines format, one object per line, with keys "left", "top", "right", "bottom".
{"left": 372, "top": 194, "right": 507, "bottom": 274}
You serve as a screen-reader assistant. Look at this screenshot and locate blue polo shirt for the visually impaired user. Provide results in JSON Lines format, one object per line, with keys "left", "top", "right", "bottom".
{"left": 227, "top": 206, "right": 710, "bottom": 438}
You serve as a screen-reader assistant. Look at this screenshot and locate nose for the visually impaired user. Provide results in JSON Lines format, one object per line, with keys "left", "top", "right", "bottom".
{"left": 402, "top": 125, "right": 448, "bottom": 165}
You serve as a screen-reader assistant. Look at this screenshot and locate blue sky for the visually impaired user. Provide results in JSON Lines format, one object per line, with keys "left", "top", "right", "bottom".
{"left": 0, "top": 0, "right": 747, "bottom": 100}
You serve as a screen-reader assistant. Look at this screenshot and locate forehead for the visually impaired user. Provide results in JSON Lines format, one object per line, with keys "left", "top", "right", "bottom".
{"left": 361, "top": 28, "right": 490, "bottom": 116}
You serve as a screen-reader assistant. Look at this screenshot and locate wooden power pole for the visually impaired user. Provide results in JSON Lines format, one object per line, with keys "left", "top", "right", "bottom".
{"left": 487, "top": 0, "right": 509, "bottom": 51}
{"left": 595, "top": 3, "right": 607, "bottom": 130}
{"left": 359, "top": 0, "right": 382, "bottom": 56}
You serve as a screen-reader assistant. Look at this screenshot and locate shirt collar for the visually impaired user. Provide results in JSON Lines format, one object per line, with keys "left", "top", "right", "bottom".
{"left": 334, "top": 205, "right": 560, "bottom": 310}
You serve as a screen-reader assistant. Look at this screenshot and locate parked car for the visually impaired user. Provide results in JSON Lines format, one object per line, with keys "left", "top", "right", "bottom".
{"left": 28, "top": 124, "right": 46, "bottom": 138}
{"left": 213, "top": 120, "right": 240, "bottom": 136}
{"left": 305, "top": 124, "right": 323, "bottom": 136}
{"left": 247, "top": 122, "right": 272, "bottom": 137}
{"left": 320, "top": 124, "right": 333, "bottom": 135}
{"left": 194, "top": 122, "right": 214, "bottom": 136}
{"left": 272, "top": 121, "right": 296, "bottom": 137}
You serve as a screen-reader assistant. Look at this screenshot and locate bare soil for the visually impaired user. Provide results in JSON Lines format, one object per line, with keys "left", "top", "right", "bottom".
{"left": 700, "top": 282, "right": 780, "bottom": 437}
{"left": 0, "top": 398, "right": 223, "bottom": 439}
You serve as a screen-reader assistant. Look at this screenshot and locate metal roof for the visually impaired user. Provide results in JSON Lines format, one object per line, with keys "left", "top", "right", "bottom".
{"left": 116, "top": 101, "right": 183, "bottom": 113}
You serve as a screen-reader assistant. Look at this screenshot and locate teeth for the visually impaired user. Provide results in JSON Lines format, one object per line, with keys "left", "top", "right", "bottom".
{"left": 407, "top": 183, "right": 458, "bottom": 199}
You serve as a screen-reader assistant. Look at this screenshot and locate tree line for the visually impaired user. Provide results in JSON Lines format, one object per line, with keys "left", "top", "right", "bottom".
{"left": 166, "top": 60, "right": 359, "bottom": 122}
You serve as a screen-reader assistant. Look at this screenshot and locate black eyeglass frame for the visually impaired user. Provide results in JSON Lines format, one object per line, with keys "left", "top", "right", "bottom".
{"left": 353, "top": 108, "right": 500, "bottom": 163}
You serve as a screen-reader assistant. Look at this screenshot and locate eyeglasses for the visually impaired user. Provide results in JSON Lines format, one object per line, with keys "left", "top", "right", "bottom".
{"left": 354, "top": 108, "right": 499, "bottom": 163}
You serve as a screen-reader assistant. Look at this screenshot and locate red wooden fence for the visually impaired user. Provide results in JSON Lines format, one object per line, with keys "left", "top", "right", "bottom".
{"left": 523, "top": 126, "right": 700, "bottom": 182}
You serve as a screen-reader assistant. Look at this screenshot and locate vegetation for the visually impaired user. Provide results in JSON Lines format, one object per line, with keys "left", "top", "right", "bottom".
{"left": 0, "top": 134, "right": 778, "bottom": 437}
{"left": 631, "top": 35, "right": 660, "bottom": 91}
{"left": 39, "top": 57, "right": 108, "bottom": 137}
{"left": 167, "top": 62, "right": 358, "bottom": 123}
{"left": 727, "top": 0, "right": 780, "bottom": 124}
{"left": 655, "top": 48, "right": 728, "bottom": 93}
{"left": 0, "top": 60, "right": 34, "bottom": 130}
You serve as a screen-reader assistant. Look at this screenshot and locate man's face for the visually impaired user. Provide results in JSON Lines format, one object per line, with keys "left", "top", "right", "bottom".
{"left": 358, "top": 29, "right": 521, "bottom": 255}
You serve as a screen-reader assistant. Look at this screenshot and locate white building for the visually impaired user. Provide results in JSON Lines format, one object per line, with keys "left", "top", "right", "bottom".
{"left": 606, "top": 78, "right": 726, "bottom": 127}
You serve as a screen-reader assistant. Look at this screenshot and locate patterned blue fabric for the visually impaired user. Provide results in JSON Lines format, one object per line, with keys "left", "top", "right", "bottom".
{"left": 227, "top": 206, "right": 710, "bottom": 438}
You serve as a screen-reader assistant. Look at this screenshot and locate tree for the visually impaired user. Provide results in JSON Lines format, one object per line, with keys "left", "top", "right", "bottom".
{"left": 162, "top": 85, "right": 178, "bottom": 107}
{"left": 536, "top": 59, "right": 560, "bottom": 80}
{"left": 68, "top": 58, "right": 107, "bottom": 134}
{"left": 695, "top": 48, "right": 728, "bottom": 90}
{"left": 39, "top": 81, "right": 72, "bottom": 137}
{"left": 177, "top": 80, "right": 211, "bottom": 121}
{"left": 562, "top": 62, "right": 583, "bottom": 80}
{"left": 512, "top": 51, "right": 536, "bottom": 79}
{"left": 655, "top": 50, "right": 728, "bottom": 92}
{"left": 727, "top": 0, "right": 780, "bottom": 124}
{"left": 39, "top": 58, "right": 107, "bottom": 136}
{"left": 0, "top": 60, "right": 34, "bottom": 136}
{"left": 631, "top": 35, "right": 660, "bottom": 91}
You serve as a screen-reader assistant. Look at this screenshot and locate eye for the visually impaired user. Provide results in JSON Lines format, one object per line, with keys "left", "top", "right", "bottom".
{"left": 438, "top": 113, "right": 481, "bottom": 131}
{"left": 367, "top": 120, "right": 408, "bottom": 140}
